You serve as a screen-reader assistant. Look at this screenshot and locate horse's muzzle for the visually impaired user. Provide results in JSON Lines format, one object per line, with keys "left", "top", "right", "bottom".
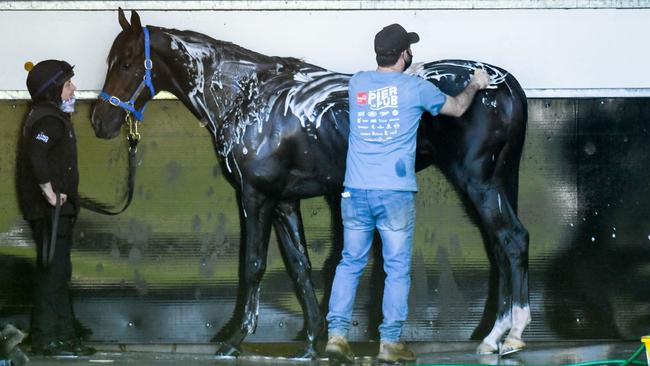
{"left": 90, "top": 104, "right": 122, "bottom": 139}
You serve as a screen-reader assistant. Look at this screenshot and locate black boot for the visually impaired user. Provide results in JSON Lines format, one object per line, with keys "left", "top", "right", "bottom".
{"left": 61, "top": 339, "right": 96, "bottom": 356}
{"left": 7, "top": 347, "right": 29, "bottom": 366}
{"left": 31, "top": 340, "right": 75, "bottom": 356}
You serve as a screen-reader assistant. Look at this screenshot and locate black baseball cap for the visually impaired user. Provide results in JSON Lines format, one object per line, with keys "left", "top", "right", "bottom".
{"left": 374, "top": 24, "right": 420, "bottom": 55}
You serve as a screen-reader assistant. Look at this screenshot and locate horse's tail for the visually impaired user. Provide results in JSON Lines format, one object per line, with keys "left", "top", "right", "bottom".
{"left": 501, "top": 72, "right": 528, "bottom": 213}
{"left": 507, "top": 71, "right": 529, "bottom": 134}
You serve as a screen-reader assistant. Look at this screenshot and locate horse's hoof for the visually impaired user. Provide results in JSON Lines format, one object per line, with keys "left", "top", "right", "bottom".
{"left": 476, "top": 341, "right": 499, "bottom": 355}
{"left": 500, "top": 337, "right": 525, "bottom": 356}
{"left": 290, "top": 347, "right": 317, "bottom": 360}
{"left": 214, "top": 342, "right": 241, "bottom": 357}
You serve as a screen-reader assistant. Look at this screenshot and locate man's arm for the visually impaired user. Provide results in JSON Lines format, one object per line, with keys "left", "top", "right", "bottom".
{"left": 439, "top": 69, "right": 490, "bottom": 118}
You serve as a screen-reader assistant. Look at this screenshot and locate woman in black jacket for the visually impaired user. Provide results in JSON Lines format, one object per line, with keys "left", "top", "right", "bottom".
{"left": 18, "top": 60, "right": 94, "bottom": 356}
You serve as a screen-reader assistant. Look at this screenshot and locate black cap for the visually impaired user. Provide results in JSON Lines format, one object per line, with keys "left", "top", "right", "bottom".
{"left": 374, "top": 24, "right": 420, "bottom": 56}
{"left": 26, "top": 60, "right": 75, "bottom": 99}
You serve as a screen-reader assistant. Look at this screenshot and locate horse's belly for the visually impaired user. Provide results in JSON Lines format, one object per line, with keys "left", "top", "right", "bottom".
{"left": 279, "top": 169, "right": 342, "bottom": 199}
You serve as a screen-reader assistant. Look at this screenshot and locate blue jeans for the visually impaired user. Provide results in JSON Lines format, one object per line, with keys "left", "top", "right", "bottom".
{"left": 327, "top": 188, "right": 416, "bottom": 343}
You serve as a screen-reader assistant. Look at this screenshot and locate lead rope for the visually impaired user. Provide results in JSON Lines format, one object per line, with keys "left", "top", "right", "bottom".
{"left": 78, "top": 113, "right": 140, "bottom": 215}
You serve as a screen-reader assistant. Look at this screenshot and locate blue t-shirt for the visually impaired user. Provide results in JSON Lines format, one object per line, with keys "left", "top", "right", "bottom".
{"left": 344, "top": 71, "right": 446, "bottom": 191}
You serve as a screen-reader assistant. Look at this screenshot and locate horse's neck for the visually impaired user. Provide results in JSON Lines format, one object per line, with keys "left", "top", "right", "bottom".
{"left": 160, "top": 30, "right": 277, "bottom": 148}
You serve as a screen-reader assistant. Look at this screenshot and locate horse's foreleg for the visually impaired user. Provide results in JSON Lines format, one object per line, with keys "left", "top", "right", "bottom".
{"left": 466, "top": 183, "right": 530, "bottom": 355}
{"left": 272, "top": 201, "right": 321, "bottom": 359}
{"left": 215, "top": 187, "right": 275, "bottom": 357}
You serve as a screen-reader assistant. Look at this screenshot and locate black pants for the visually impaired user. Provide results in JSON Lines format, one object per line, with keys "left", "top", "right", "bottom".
{"left": 28, "top": 216, "right": 76, "bottom": 345}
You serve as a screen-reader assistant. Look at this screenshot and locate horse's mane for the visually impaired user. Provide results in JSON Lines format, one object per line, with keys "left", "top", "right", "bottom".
{"left": 162, "top": 27, "right": 317, "bottom": 75}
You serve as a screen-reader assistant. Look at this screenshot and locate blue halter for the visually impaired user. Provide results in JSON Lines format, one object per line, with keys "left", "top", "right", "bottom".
{"left": 99, "top": 26, "right": 156, "bottom": 121}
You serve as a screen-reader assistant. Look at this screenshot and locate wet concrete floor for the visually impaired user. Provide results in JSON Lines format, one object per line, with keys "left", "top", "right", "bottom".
{"left": 21, "top": 341, "right": 647, "bottom": 365}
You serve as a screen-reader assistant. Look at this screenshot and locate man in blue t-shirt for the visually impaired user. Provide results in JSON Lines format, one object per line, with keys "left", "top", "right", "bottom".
{"left": 326, "top": 24, "right": 490, "bottom": 364}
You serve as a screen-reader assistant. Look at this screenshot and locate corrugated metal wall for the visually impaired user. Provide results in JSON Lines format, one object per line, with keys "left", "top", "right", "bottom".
{"left": 1, "top": 98, "right": 649, "bottom": 343}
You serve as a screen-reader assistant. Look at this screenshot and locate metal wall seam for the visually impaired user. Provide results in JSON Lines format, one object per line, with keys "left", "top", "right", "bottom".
{"left": 3, "top": 89, "right": 650, "bottom": 100}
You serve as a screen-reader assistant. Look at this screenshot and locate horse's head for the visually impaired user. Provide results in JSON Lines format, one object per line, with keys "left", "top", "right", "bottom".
{"left": 91, "top": 8, "right": 156, "bottom": 139}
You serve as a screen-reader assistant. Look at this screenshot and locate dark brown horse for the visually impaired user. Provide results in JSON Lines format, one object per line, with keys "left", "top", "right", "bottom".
{"left": 91, "top": 9, "right": 529, "bottom": 358}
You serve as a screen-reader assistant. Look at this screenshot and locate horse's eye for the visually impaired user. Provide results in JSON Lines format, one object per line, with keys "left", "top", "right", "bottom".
{"left": 122, "top": 63, "right": 131, "bottom": 70}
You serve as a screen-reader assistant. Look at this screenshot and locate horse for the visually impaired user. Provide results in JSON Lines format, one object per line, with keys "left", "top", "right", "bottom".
{"left": 90, "top": 9, "right": 529, "bottom": 358}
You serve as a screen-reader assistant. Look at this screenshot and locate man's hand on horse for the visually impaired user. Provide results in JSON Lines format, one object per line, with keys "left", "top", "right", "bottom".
{"left": 472, "top": 68, "right": 491, "bottom": 89}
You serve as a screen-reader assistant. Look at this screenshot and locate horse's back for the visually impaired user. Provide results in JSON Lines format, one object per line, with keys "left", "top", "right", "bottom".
{"left": 413, "top": 60, "right": 527, "bottom": 172}
{"left": 256, "top": 59, "right": 527, "bottom": 192}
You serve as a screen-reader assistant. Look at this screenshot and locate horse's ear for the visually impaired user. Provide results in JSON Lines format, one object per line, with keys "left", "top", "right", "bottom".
{"left": 118, "top": 7, "right": 130, "bottom": 31}
{"left": 130, "top": 10, "right": 143, "bottom": 34}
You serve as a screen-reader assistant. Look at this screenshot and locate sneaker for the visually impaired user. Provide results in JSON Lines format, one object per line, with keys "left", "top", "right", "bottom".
{"left": 377, "top": 341, "right": 416, "bottom": 363}
{"left": 325, "top": 335, "right": 354, "bottom": 364}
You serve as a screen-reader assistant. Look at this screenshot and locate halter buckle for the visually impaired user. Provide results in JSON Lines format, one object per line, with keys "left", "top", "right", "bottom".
{"left": 109, "top": 96, "right": 121, "bottom": 107}
{"left": 144, "top": 59, "right": 153, "bottom": 70}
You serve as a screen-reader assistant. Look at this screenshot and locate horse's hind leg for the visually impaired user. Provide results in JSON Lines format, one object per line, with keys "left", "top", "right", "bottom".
{"left": 463, "top": 180, "right": 530, "bottom": 355}
{"left": 499, "top": 150, "right": 530, "bottom": 355}
{"left": 272, "top": 200, "right": 322, "bottom": 359}
{"left": 215, "top": 186, "right": 275, "bottom": 356}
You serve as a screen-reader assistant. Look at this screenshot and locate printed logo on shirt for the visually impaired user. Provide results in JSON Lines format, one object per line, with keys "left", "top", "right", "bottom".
{"left": 353, "top": 86, "right": 400, "bottom": 143}
{"left": 368, "top": 86, "right": 398, "bottom": 110}
{"left": 35, "top": 132, "right": 49, "bottom": 143}
{"left": 356, "top": 92, "right": 368, "bottom": 105}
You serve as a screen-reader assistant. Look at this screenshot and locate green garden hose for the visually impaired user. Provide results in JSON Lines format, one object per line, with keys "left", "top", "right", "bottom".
{"left": 567, "top": 343, "right": 646, "bottom": 366}
{"left": 414, "top": 340, "right": 648, "bottom": 366}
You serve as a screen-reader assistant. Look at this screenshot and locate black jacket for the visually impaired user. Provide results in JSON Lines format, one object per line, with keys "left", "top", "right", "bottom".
{"left": 18, "top": 102, "right": 79, "bottom": 220}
